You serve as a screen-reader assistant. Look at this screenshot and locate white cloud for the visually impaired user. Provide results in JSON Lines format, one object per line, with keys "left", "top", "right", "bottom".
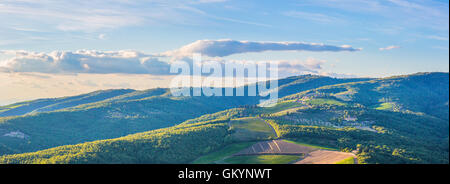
{"left": 0, "top": 50, "right": 171, "bottom": 74}
{"left": 0, "top": 39, "right": 361, "bottom": 75}
{"left": 218, "top": 58, "right": 327, "bottom": 78}
{"left": 379, "top": 45, "right": 400, "bottom": 51}
{"left": 271, "top": 58, "right": 326, "bottom": 78}
{"left": 162, "top": 39, "right": 361, "bottom": 58}
{"left": 0, "top": 49, "right": 329, "bottom": 76}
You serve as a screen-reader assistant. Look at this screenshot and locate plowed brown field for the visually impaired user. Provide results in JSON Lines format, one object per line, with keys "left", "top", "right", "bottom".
{"left": 294, "top": 150, "right": 356, "bottom": 164}
{"left": 234, "top": 139, "right": 317, "bottom": 155}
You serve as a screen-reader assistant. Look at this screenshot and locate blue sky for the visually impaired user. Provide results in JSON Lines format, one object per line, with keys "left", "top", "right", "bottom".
{"left": 1, "top": 0, "right": 448, "bottom": 75}
{"left": 0, "top": 0, "right": 448, "bottom": 104}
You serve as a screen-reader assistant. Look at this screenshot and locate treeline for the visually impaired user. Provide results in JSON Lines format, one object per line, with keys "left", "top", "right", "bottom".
{"left": 0, "top": 119, "right": 232, "bottom": 164}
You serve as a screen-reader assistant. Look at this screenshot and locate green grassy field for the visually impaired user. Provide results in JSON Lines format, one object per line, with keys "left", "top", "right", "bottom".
{"left": 223, "top": 155, "right": 301, "bottom": 164}
{"left": 256, "top": 101, "right": 304, "bottom": 114}
{"left": 232, "top": 117, "right": 274, "bottom": 132}
{"left": 230, "top": 117, "right": 276, "bottom": 141}
{"left": 191, "top": 142, "right": 256, "bottom": 164}
{"left": 374, "top": 102, "right": 395, "bottom": 110}
{"left": 307, "top": 98, "right": 346, "bottom": 106}
{"left": 335, "top": 156, "right": 355, "bottom": 164}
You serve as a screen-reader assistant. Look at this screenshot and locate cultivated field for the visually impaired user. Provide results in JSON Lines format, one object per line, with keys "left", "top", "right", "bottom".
{"left": 223, "top": 155, "right": 300, "bottom": 164}
{"left": 191, "top": 142, "right": 256, "bottom": 164}
{"left": 294, "top": 150, "right": 356, "bottom": 164}
{"left": 234, "top": 139, "right": 317, "bottom": 155}
{"left": 193, "top": 119, "right": 357, "bottom": 164}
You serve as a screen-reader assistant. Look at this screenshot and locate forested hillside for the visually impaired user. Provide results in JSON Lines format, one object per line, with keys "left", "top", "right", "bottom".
{"left": 0, "top": 119, "right": 232, "bottom": 164}
{"left": 0, "top": 94, "right": 258, "bottom": 155}
{"left": 0, "top": 72, "right": 448, "bottom": 164}
{"left": 0, "top": 75, "right": 360, "bottom": 156}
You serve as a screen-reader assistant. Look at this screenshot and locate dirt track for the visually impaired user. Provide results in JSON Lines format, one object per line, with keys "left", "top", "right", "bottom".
{"left": 262, "top": 119, "right": 278, "bottom": 137}
{"left": 294, "top": 150, "right": 356, "bottom": 164}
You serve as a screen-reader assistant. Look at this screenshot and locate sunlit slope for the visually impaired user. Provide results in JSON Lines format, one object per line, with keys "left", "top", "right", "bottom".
{"left": 282, "top": 72, "right": 449, "bottom": 120}
{"left": 0, "top": 89, "right": 136, "bottom": 117}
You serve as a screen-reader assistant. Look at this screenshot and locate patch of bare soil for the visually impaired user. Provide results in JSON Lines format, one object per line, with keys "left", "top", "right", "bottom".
{"left": 294, "top": 150, "right": 356, "bottom": 164}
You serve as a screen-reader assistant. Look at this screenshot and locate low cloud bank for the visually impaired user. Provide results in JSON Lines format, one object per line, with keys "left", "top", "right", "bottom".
{"left": 0, "top": 39, "right": 360, "bottom": 76}
{"left": 0, "top": 50, "right": 171, "bottom": 74}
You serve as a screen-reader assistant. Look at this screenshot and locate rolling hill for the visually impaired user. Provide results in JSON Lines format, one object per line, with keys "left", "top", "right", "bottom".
{"left": 0, "top": 72, "right": 448, "bottom": 164}
{"left": 0, "top": 75, "right": 366, "bottom": 156}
